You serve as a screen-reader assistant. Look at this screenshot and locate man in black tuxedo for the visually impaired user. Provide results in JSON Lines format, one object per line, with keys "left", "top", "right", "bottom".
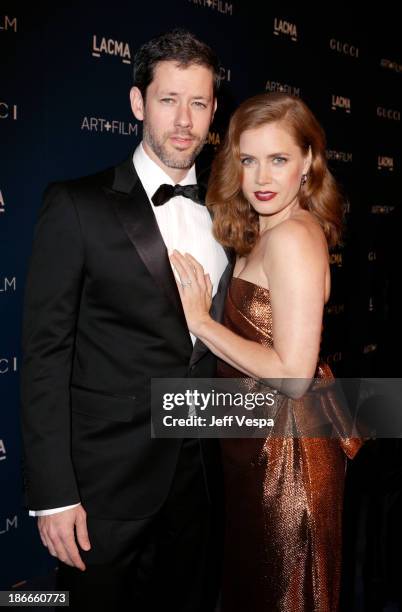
{"left": 21, "top": 29, "right": 230, "bottom": 611}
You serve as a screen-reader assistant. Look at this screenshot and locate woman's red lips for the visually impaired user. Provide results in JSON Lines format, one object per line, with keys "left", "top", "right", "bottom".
{"left": 254, "top": 191, "right": 277, "bottom": 201}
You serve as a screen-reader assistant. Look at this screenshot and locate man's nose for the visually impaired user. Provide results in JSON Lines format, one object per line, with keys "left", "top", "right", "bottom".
{"left": 175, "top": 104, "right": 192, "bottom": 128}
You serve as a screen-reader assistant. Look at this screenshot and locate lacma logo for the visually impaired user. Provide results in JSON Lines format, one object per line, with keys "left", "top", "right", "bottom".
{"left": 378, "top": 156, "right": 394, "bottom": 171}
{"left": 265, "top": 80, "right": 300, "bottom": 97}
{"left": 0, "top": 189, "right": 5, "bottom": 214}
{"left": 329, "top": 38, "right": 359, "bottom": 58}
{"left": 0, "top": 439, "right": 5, "bottom": 461}
{"left": 206, "top": 131, "right": 221, "bottom": 147}
{"left": 81, "top": 117, "right": 138, "bottom": 136}
{"left": 92, "top": 35, "right": 131, "bottom": 64}
{"left": 273, "top": 18, "right": 297, "bottom": 42}
{"left": 331, "top": 95, "right": 351, "bottom": 113}
{"left": 0, "top": 15, "right": 17, "bottom": 32}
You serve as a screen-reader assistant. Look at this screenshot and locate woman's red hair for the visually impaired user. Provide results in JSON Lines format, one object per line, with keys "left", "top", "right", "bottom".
{"left": 207, "top": 92, "right": 343, "bottom": 255}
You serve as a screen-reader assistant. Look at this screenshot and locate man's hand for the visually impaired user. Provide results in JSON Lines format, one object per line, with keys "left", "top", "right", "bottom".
{"left": 38, "top": 504, "right": 91, "bottom": 571}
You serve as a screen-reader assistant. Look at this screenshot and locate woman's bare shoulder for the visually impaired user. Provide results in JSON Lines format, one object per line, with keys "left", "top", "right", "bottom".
{"left": 265, "top": 213, "right": 327, "bottom": 257}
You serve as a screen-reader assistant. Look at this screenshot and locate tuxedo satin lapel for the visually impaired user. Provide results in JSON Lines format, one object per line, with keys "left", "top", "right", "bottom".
{"left": 108, "top": 158, "right": 189, "bottom": 332}
{"left": 189, "top": 257, "right": 235, "bottom": 368}
{"left": 111, "top": 155, "right": 138, "bottom": 194}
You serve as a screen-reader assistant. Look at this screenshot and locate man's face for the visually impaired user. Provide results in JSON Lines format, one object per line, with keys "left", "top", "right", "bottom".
{"left": 130, "top": 61, "right": 216, "bottom": 177}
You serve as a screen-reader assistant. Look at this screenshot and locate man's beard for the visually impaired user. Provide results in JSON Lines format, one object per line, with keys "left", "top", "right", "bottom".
{"left": 143, "top": 121, "right": 206, "bottom": 169}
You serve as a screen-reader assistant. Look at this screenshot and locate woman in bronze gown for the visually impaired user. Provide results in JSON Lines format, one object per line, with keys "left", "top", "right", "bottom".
{"left": 170, "top": 92, "right": 362, "bottom": 612}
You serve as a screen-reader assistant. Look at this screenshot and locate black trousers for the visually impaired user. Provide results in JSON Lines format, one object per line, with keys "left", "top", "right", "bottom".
{"left": 57, "top": 438, "right": 222, "bottom": 611}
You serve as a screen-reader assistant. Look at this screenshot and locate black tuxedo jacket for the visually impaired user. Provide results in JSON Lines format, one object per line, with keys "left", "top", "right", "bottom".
{"left": 20, "top": 156, "right": 234, "bottom": 519}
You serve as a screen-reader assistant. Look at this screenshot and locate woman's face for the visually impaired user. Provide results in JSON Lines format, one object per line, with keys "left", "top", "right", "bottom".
{"left": 239, "top": 121, "right": 311, "bottom": 224}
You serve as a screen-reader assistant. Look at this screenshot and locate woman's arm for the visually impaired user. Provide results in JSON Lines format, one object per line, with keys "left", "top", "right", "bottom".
{"left": 170, "top": 219, "right": 328, "bottom": 393}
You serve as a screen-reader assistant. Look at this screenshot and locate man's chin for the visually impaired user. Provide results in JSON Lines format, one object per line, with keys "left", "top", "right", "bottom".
{"left": 162, "top": 150, "right": 196, "bottom": 170}
{"left": 165, "top": 158, "right": 193, "bottom": 170}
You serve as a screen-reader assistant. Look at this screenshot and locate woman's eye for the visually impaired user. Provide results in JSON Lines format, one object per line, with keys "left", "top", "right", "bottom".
{"left": 193, "top": 101, "right": 207, "bottom": 108}
{"left": 273, "top": 157, "right": 287, "bottom": 165}
{"left": 240, "top": 157, "right": 254, "bottom": 166}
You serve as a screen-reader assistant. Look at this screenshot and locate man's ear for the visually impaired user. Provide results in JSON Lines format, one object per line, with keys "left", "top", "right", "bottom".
{"left": 130, "top": 87, "right": 144, "bottom": 121}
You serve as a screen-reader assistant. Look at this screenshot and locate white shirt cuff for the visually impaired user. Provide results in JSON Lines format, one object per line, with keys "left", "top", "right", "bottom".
{"left": 29, "top": 503, "right": 81, "bottom": 517}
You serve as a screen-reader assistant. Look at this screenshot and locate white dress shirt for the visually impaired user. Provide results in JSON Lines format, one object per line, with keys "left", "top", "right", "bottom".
{"left": 133, "top": 142, "right": 228, "bottom": 330}
{"left": 30, "top": 142, "right": 228, "bottom": 516}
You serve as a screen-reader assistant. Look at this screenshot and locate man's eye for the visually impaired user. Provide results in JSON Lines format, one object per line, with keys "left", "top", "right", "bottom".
{"left": 193, "top": 101, "right": 207, "bottom": 108}
{"left": 161, "top": 98, "right": 175, "bottom": 104}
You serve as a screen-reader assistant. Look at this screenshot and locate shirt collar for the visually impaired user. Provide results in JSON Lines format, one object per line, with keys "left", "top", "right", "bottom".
{"left": 133, "top": 142, "right": 197, "bottom": 203}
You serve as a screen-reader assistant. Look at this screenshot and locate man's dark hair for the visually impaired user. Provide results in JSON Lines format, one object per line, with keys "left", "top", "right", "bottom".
{"left": 133, "top": 29, "right": 220, "bottom": 99}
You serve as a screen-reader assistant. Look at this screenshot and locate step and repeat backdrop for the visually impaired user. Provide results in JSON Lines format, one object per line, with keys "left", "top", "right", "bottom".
{"left": 1, "top": 2, "right": 401, "bottom": 601}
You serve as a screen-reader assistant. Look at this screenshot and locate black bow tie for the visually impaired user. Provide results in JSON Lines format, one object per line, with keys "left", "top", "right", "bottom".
{"left": 151, "top": 183, "right": 205, "bottom": 207}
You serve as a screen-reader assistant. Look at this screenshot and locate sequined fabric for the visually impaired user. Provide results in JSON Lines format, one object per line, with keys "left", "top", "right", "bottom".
{"left": 218, "top": 277, "right": 361, "bottom": 612}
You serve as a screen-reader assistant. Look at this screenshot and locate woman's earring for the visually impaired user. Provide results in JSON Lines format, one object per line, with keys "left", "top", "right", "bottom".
{"left": 301, "top": 174, "right": 308, "bottom": 186}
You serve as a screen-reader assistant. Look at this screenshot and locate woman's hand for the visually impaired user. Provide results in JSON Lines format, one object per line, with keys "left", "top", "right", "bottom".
{"left": 169, "top": 251, "right": 213, "bottom": 335}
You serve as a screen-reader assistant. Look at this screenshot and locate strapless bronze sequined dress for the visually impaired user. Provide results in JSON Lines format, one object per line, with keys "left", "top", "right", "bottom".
{"left": 217, "top": 277, "right": 362, "bottom": 612}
